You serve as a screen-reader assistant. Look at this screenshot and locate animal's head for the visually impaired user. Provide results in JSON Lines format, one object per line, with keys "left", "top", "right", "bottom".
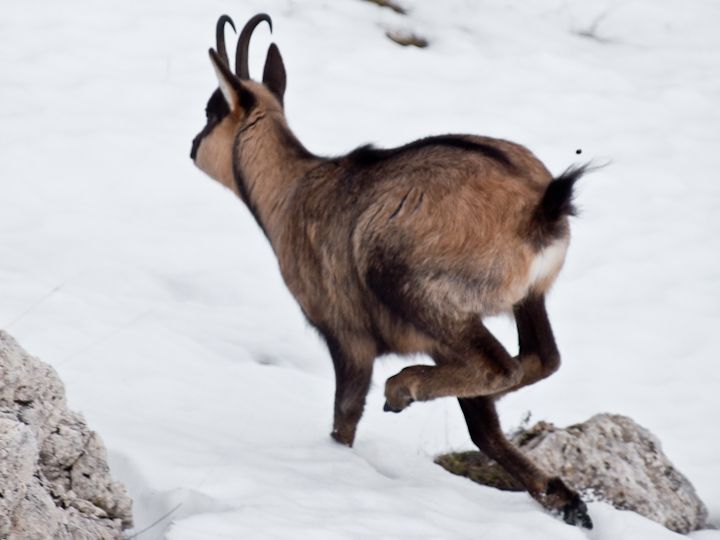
{"left": 190, "top": 14, "right": 286, "bottom": 191}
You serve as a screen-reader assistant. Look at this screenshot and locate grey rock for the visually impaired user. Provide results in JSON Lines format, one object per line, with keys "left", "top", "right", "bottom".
{"left": 0, "top": 330, "right": 132, "bottom": 539}
{"left": 518, "top": 414, "right": 708, "bottom": 533}
{"left": 0, "top": 418, "right": 38, "bottom": 537}
{"left": 436, "top": 413, "right": 708, "bottom": 534}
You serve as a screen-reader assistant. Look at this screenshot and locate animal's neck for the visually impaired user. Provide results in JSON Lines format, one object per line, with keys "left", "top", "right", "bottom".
{"left": 233, "top": 114, "right": 322, "bottom": 247}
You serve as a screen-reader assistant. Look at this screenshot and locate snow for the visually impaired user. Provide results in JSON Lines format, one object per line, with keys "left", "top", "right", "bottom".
{"left": 1, "top": 0, "right": 719, "bottom": 538}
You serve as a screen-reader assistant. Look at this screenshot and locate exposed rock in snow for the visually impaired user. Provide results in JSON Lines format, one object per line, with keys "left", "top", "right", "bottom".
{"left": 436, "top": 413, "right": 708, "bottom": 534}
{"left": 0, "top": 330, "right": 132, "bottom": 539}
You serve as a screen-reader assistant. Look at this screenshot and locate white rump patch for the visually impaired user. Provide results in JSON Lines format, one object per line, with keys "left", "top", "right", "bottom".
{"left": 527, "top": 238, "right": 569, "bottom": 289}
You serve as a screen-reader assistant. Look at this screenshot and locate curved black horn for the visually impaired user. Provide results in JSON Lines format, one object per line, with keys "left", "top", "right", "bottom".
{"left": 215, "top": 15, "right": 236, "bottom": 66}
{"left": 235, "top": 13, "right": 273, "bottom": 79}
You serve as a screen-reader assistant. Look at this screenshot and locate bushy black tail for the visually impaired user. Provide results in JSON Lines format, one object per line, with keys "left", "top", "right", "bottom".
{"left": 533, "top": 164, "right": 589, "bottom": 241}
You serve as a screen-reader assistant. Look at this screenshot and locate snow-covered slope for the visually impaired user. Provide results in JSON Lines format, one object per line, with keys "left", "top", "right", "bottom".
{"left": 1, "top": 0, "right": 719, "bottom": 538}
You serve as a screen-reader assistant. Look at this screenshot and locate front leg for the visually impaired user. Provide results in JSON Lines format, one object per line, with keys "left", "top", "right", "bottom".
{"left": 384, "top": 319, "right": 523, "bottom": 413}
{"left": 324, "top": 333, "right": 376, "bottom": 447}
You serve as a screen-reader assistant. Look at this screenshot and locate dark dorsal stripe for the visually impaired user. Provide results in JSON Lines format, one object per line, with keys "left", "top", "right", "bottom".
{"left": 346, "top": 135, "right": 515, "bottom": 170}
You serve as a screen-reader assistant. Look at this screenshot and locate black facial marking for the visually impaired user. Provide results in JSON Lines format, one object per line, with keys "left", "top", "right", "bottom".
{"left": 190, "top": 89, "right": 231, "bottom": 160}
{"left": 190, "top": 84, "right": 259, "bottom": 161}
{"left": 206, "top": 88, "right": 230, "bottom": 119}
{"left": 347, "top": 135, "right": 515, "bottom": 171}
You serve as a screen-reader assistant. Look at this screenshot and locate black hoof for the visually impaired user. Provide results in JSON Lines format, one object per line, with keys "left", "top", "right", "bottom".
{"left": 330, "top": 430, "right": 354, "bottom": 447}
{"left": 383, "top": 397, "right": 414, "bottom": 413}
{"left": 383, "top": 400, "right": 402, "bottom": 413}
{"left": 543, "top": 478, "right": 593, "bottom": 530}
{"left": 562, "top": 498, "right": 593, "bottom": 529}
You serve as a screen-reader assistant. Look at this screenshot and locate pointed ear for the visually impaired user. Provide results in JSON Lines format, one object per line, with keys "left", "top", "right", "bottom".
{"left": 209, "top": 49, "right": 240, "bottom": 110}
{"left": 262, "top": 43, "right": 286, "bottom": 106}
{"left": 208, "top": 49, "right": 255, "bottom": 112}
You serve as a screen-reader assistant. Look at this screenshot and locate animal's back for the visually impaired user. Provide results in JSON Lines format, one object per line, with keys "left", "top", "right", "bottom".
{"left": 346, "top": 135, "right": 557, "bottom": 316}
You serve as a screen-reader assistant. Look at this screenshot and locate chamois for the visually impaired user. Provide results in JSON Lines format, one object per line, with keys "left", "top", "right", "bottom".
{"left": 191, "top": 14, "right": 592, "bottom": 528}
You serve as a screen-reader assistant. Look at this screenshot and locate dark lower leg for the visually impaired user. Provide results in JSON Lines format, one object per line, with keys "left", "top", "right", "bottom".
{"left": 503, "top": 294, "right": 561, "bottom": 394}
{"left": 458, "top": 396, "right": 592, "bottom": 528}
{"left": 325, "top": 334, "right": 375, "bottom": 447}
{"left": 331, "top": 362, "right": 373, "bottom": 446}
{"left": 459, "top": 396, "right": 547, "bottom": 494}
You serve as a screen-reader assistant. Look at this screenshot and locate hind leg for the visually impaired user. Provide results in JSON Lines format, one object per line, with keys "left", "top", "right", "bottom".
{"left": 458, "top": 395, "right": 592, "bottom": 528}
{"left": 365, "top": 249, "right": 522, "bottom": 412}
{"left": 383, "top": 318, "right": 522, "bottom": 412}
{"left": 495, "top": 294, "right": 561, "bottom": 398}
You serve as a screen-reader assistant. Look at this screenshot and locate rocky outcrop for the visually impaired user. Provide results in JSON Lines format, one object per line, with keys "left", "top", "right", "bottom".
{"left": 0, "top": 330, "right": 132, "bottom": 539}
{"left": 436, "top": 413, "right": 708, "bottom": 534}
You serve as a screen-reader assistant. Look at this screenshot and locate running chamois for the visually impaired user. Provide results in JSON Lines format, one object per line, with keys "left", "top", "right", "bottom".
{"left": 190, "top": 13, "right": 592, "bottom": 528}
